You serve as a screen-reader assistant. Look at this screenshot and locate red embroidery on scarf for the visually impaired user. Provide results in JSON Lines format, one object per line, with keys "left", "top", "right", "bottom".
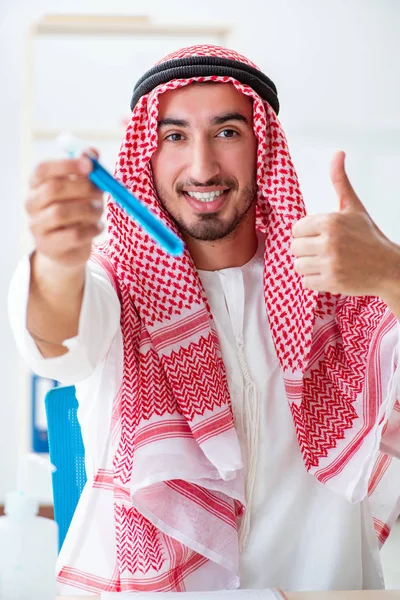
{"left": 373, "top": 517, "right": 391, "bottom": 546}
{"left": 115, "top": 505, "right": 166, "bottom": 574}
{"left": 291, "top": 297, "right": 386, "bottom": 469}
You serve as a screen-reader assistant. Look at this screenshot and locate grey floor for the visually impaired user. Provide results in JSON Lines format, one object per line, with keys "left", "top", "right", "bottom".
{"left": 381, "top": 519, "right": 400, "bottom": 589}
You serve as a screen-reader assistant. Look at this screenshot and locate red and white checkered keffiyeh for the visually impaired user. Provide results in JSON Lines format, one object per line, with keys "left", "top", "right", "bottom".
{"left": 58, "top": 45, "right": 400, "bottom": 593}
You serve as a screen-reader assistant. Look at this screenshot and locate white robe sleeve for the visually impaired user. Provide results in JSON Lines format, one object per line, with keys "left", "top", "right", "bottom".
{"left": 8, "top": 254, "right": 121, "bottom": 385}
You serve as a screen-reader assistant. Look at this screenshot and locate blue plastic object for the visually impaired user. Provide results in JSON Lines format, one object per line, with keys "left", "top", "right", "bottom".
{"left": 45, "top": 386, "right": 86, "bottom": 551}
{"left": 88, "top": 158, "right": 184, "bottom": 256}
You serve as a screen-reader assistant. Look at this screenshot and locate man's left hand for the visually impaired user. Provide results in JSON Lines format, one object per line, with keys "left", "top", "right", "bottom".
{"left": 291, "top": 151, "right": 400, "bottom": 298}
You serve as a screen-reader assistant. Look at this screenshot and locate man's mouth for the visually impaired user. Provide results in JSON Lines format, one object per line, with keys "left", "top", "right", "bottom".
{"left": 182, "top": 188, "right": 230, "bottom": 213}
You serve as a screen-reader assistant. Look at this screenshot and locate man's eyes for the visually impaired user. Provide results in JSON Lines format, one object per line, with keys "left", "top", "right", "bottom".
{"left": 164, "top": 129, "right": 239, "bottom": 142}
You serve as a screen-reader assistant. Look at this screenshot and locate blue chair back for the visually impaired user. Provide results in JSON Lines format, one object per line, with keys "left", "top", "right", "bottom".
{"left": 45, "top": 385, "right": 87, "bottom": 550}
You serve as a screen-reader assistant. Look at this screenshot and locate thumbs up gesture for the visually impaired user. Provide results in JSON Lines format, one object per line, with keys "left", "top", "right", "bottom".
{"left": 291, "top": 151, "right": 400, "bottom": 298}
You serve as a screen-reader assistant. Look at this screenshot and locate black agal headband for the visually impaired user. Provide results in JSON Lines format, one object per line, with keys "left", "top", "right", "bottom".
{"left": 130, "top": 56, "right": 280, "bottom": 115}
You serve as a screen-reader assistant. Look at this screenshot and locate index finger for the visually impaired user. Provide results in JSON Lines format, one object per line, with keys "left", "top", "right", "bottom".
{"left": 30, "top": 155, "right": 93, "bottom": 188}
{"left": 292, "top": 215, "right": 325, "bottom": 238}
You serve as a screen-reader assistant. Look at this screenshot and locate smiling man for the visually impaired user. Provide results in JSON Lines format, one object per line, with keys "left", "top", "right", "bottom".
{"left": 8, "top": 45, "right": 400, "bottom": 595}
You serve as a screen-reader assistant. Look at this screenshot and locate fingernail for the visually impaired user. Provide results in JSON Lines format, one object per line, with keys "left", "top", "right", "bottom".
{"left": 79, "top": 156, "right": 93, "bottom": 174}
{"left": 91, "top": 199, "right": 103, "bottom": 211}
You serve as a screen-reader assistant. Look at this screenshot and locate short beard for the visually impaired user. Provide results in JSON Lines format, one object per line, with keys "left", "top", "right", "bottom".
{"left": 157, "top": 180, "right": 257, "bottom": 242}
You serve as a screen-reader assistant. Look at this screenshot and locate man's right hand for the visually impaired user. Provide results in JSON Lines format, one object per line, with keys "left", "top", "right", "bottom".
{"left": 24, "top": 153, "right": 105, "bottom": 356}
{"left": 26, "top": 154, "right": 104, "bottom": 268}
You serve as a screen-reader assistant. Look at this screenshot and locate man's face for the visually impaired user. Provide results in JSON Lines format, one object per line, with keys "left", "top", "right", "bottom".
{"left": 151, "top": 83, "right": 258, "bottom": 242}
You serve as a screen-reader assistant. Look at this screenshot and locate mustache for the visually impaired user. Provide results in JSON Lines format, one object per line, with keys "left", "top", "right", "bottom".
{"left": 176, "top": 177, "right": 238, "bottom": 193}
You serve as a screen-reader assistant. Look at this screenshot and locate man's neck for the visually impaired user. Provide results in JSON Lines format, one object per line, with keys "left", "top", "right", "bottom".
{"left": 183, "top": 210, "right": 258, "bottom": 271}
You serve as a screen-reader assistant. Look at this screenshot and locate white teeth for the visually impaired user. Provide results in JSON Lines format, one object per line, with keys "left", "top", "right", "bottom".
{"left": 186, "top": 190, "right": 225, "bottom": 202}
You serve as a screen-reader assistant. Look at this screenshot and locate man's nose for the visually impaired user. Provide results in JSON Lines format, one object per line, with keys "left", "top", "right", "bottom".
{"left": 188, "top": 139, "right": 220, "bottom": 184}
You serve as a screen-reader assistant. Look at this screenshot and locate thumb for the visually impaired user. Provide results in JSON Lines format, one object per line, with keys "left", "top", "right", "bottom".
{"left": 330, "top": 150, "right": 366, "bottom": 213}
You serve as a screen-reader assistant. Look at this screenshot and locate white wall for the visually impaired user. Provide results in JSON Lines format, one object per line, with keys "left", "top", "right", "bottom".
{"left": 1, "top": 0, "right": 399, "bottom": 501}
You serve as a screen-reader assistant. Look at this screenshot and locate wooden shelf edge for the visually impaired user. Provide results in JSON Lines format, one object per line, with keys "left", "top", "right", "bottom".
{"left": 34, "top": 15, "right": 231, "bottom": 37}
{"left": 41, "top": 14, "right": 150, "bottom": 25}
{"left": 0, "top": 504, "right": 54, "bottom": 519}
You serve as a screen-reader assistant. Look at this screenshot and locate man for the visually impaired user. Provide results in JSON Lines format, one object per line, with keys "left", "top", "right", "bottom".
{"left": 8, "top": 45, "right": 400, "bottom": 594}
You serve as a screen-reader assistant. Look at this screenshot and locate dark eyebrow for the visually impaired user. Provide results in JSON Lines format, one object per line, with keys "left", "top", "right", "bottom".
{"left": 211, "top": 112, "right": 249, "bottom": 126}
{"left": 157, "top": 112, "right": 250, "bottom": 129}
{"left": 158, "top": 118, "right": 189, "bottom": 129}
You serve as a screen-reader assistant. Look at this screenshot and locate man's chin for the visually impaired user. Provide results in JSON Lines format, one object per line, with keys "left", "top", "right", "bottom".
{"left": 177, "top": 217, "right": 241, "bottom": 242}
